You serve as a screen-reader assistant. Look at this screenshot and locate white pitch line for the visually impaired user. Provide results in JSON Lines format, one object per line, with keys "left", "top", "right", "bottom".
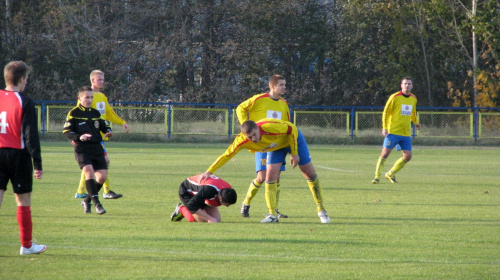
{"left": 316, "top": 165, "right": 363, "bottom": 173}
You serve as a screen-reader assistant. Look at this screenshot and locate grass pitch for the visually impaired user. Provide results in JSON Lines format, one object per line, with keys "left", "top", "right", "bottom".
{"left": 0, "top": 142, "right": 499, "bottom": 279}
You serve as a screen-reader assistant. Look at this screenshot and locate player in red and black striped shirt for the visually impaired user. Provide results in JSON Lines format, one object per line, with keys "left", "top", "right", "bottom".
{"left": 0, "top": 61, "right": 46, "bottom": 255}
{"left": 170, "top": 174, "right": 237, "bottom": 223}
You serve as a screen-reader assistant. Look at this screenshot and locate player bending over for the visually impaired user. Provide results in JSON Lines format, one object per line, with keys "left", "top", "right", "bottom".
{"left": 170, "top": 174, "right": 237, "bottom": 223}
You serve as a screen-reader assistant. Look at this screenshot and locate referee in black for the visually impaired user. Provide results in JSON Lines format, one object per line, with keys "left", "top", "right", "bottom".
{"left": 63, "top": 86, "right": 112, "bottom": 214}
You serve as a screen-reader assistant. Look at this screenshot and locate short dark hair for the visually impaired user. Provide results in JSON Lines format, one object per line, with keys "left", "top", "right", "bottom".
{"left": 401, "top": 77, "right": 413, "bottom": 83}
{"left": 220, "top": 188, "right": 237, "bottom": 205}
{"left": 241, "top": 120, "right": 258, "bottom": 134}
{"left": 4, "top": 61, "right": 31, "bottom": 86}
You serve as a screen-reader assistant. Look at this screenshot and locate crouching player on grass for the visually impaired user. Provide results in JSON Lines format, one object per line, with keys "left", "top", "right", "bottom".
{"left": 170, "top": 174, "right": 237, "bottom": 223}
{"left": 63, "top": 86, "right": 112, "bottom": 215}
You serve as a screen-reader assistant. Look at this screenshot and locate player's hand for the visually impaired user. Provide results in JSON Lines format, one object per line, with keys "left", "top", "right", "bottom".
{"left": 34, "top": 169, "right": 43, "bottom": 179}
{"left": 123, "top": 123, "right": 130, "bottom": 133}
{"left": 207, "top": 217, "right": 219, "bottom": 223}
{"left": 382, "top": 129, "right": 388, "bottom": 137}
{"left": 290, "top": 155, "right": 300, "bottom": 168}
{"left": 199, "top": 172, "right": 212, "bottom": 183}
{"left": 79, "top": 133, "right": 92, "bottom": 141}
{"left": 415, "top": 123, "right": 422, "bottom": 130}
{"left": 71, "top": 140, "right": 76, "bottom": 146}
{"left": 104, "top": 132, "right": 113, "bottom": 138}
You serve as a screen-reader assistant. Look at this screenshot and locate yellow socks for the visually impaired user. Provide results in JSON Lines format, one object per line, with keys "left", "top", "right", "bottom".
{"left": 307, "top": 176, "right": 325, "bottom": 212}
{"left": 77, "top": 171, "right": 113, "bottom": 195}
{"left": 374, "top": 157, "right": 386, "bottom": 178}
{"left": 243, "top": 179, "right": 262, "bottom": 205}
{"left": 103, "top": 175, "right": 111, "bottom": 194}
{"left": 276, "top": 182, "right": 281, "bottom": 207}
{"left": 390, "top": 157, "right": 407, "bottom": 174}
{"left": 265, "top": 181, "right": 278, "bottom": 216}
{"left": 76, "top": 171, "right": 86, "bottom": 195}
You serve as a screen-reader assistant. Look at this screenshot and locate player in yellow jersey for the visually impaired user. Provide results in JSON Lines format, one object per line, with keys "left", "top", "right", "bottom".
{"left": 372, "top": 77, "right": 421, "bottom": 184}
{"left": 236, "top": 74, "right": 290, "bottom": 218}
{"left": 74, "top": 70, "right": 130, "bottom": 199}
{"left": 200, "top": 119, "right": 330, "bottom": 224}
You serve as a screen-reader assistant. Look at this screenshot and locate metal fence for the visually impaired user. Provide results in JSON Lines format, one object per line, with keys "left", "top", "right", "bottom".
{"left": 36, "top": 101, "right": 500, "bottom": 141}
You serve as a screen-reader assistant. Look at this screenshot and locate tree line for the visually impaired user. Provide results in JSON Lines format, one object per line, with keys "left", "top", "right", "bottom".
{"left": 1, "top": 0, "right": 498, "bottom": 107}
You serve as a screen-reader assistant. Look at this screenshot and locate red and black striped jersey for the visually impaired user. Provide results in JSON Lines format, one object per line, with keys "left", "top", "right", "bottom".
{"left": 0, "top": 90, "right": 42, "bottom": 170}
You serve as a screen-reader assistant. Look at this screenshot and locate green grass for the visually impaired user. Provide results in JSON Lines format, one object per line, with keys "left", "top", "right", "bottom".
{"left": 1, "top": 142, "right": 499, "bottom": 279}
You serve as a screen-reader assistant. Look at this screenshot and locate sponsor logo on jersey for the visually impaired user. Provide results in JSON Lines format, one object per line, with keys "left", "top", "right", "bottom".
{"left": 267, "top": 110, "right": 282, "bottom": 120}
{"left": 96, "top": 102, "right": 106, "bottom": 115}
{"left": 401, "top": 104, "right": 412, "bottom": 116}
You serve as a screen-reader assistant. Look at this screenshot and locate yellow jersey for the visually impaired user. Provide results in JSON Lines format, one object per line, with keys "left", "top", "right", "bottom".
{"left": 236, "top": 92, "right": 290, "bottom": 124}
{"left": 207, "top": 119, "right": 298, "bottom": 173}
{"left": 382, "top": 91, "right": 419, "bottom": 136}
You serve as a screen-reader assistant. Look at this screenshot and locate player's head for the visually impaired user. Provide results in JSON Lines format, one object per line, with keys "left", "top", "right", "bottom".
{"left": 269, "top": 74, "right": 286, "bottom": 96}
{"left": 90, "top": 70, "right": 105, "bottom": 91}
{"left": 4, "top": 61, "right": 31, "bottom": 90}
{"left": 78, "top": 86, "right": 94, "bottom": 108}
{"left": 241, "top": 120, "right": 261, "bottom": 143}
{"left": 219, "top": 188, "right": 237, "bottom": 206}
{"left": 400, "top": 77, "right": 413, "bottom": 94}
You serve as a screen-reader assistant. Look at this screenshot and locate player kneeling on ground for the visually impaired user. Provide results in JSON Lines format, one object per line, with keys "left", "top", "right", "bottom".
{"left": 170, "top": 174, "right": 237, "bottom": 223}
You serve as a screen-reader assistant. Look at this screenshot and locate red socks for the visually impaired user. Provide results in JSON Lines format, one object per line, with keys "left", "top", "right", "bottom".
{"left": 17, "top": 206, "right": 32, "bottom": 248}
{"left": 179, "top": 205, "right": 195, "bottom": 222}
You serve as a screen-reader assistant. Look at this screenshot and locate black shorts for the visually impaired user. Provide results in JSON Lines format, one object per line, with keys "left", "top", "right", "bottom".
{"left": 74, "top": 143, "right": 108, "bottom": 170}
{"left": 178, "top": 179, "right": 206, "bottom": 210}
{"left": 0, "top": 148, "right": 33, "bottom": 194}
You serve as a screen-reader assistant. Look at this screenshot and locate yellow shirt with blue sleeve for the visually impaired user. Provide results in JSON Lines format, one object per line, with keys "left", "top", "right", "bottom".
{"left": 382, "top": 91, "right": 418, "bottom": 137}
{"left": 207, "top": 119, "right": 298, "bottom": 174}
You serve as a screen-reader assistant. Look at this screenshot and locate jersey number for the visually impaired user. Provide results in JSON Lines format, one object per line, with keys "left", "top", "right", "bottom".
{"left": 0, "top": 111, "right": 9, "bottom": 134}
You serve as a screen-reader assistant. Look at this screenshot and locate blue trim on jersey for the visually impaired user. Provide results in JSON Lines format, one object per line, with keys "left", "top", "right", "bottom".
{"left": 383, "top": 134, "right": 412, "bottom": 151}
{"left": 267, "top": 130, "right": 311, "bottom": 166}
{"left": 255, "top": 152, "right": 285, "bottom": 172}
{"left": 100, "top": 141, "right": 107, "bottom": 154}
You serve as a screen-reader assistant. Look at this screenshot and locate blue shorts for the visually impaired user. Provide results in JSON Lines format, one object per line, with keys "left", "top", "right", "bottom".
{"left": 267, "top": 130, "right": 312, "bottom": 166}
{"left": 383, "top": 134, "right": 412, "bottom": 151}
{"left": 255, "top": 152, "right": 285, "bottom": 172}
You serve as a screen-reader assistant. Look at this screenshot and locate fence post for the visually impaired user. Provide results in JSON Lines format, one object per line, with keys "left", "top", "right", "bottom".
{"left": 41, "top": 101, "right": 46, "bottom": 136}
{"left": 350, "top": 107, "right": 355, "bottom": 139}
{"left": 473, "top": 107, "right": 479, "bottom": 142}
{"left": 227, "top": 105, "right": 233, "bottom": 139}
{"left": 167, "top": 104, "right": 172, "bottom": 139}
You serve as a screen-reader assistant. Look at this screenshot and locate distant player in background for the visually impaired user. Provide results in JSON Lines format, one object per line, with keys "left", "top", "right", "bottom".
{"left": 74, "top": 70, "right": 129, "bottom": 200}
{"left": 0, "top": 61, "right": 46, "bottom": 255}
{"left": 236, "top": 74, "right": 290, "bottom": 218}
{"left": 372, "top": 77, "right": 421, "bottom": 184}
{"left": 170, "top": 174, "right": 237, "bottom": 223}
{"left": 64, "top": 86, "right": 112, "bottom": 214}
{"left": 199, "top": 119, "right": 330, "bottom": 224}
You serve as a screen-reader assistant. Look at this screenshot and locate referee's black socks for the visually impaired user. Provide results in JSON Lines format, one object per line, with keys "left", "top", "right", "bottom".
{"left": 85, "top": 179, "right": 101, "bottom": 205}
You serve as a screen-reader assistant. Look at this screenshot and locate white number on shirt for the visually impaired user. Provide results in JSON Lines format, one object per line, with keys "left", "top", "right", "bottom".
{"left": 0, "top": 111, "right": 9, "bottom": 134}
